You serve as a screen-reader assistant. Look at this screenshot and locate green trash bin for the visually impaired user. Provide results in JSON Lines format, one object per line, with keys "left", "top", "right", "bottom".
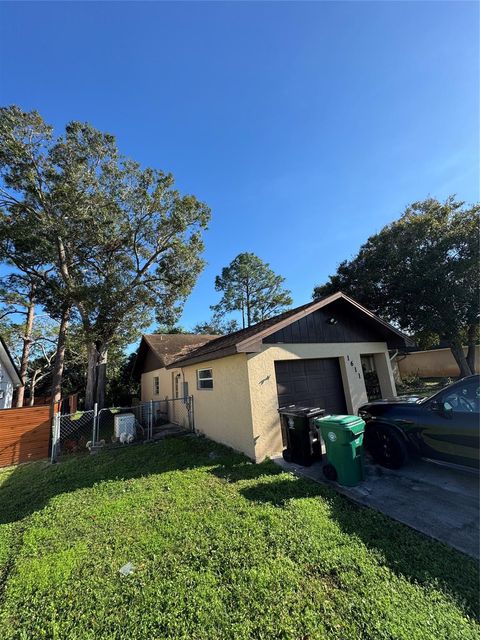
{"left": 314, "top": 415, "right": 365, "bottom": 486}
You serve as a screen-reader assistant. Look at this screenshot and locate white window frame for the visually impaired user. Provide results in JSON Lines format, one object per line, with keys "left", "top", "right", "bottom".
{"left": 153, "top": 376, "right": 160, "bottom": 396}
{"left": 197, "top": 368, "right": 213, "bottom": 390}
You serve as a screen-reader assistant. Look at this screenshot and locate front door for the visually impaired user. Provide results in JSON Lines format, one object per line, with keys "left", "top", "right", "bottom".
{"left": 361, "top": 355, "right": 382, "bottom": 401}
{"left": 171, "top": 372, "right": 181, "bottom": 424}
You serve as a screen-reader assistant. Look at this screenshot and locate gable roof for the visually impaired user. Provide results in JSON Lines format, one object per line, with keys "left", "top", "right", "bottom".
{"left": 0, "top": 336, "right": 21, "bottom": 387}
{"left": 132, "top": 333, "right": 219, "bottom": 379}
{"left": 165, "top": 292, "right": 413, "bottom": 369}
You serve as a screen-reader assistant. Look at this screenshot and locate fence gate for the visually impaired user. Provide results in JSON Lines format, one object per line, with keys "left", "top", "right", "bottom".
{"left": 51, "top": 409, "right": 95, "bottom": 461}
{"left": 51, "top": 396, "right": 194, "bottom": 461}
{"left": 152, "top": 396, "right": 194, "bottom": 432}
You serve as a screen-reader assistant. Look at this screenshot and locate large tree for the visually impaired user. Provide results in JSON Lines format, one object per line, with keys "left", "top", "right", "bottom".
{"left": 192, "top": 316, "right": 239, "bottom": 335}
{"left": 212, "top": 252, "right": 292, "bottom": 328}
{"left": 0, "top": 203, "right": 57, "bottom": 406}
{"left": 0, "top": 278, "right": 36, "bottom": 407}
{"left": 0, "top": 106, "right": 211, "bottom": 408}
{"left": 313, "top": 197, "right": 480, "bottom": 377}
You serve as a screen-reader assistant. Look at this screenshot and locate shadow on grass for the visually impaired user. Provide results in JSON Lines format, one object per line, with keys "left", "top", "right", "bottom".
{"left": 239, "top": 473, "right": 480, "bottom": 620}
{"left": 1, "top": 436, "right": 478, "bottom": 620}
{"left": 210, "top": 459, "right": 283, "bottom": 485}
{"left": 0, "top": 436, "right": 236, "bottom": 525}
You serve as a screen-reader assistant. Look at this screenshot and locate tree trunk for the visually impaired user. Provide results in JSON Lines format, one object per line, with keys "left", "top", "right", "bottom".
{"left": 50, "top": 306, "right": 69, "bottom": 416}
{"left": 95, "top": 346, "right": 108, "bottom": 410}
{"left": 29, "top": 370, "right": 39, "bottom": 406}
{"left": 449, "top": 337, "right": 472, "bottom": 378}
{"left": 466, "top": 324, "right": 478, "bottom": 374}
{"left": 85, "top": 343, "right": 99, "bottom": 411}
{"left": 16, "top": 291, "right": 35, "bottom": 407}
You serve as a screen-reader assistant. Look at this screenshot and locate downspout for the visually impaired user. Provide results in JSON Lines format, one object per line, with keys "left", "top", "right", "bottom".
{"left": 389, "top": 349, "right": 404, "bottom": 384}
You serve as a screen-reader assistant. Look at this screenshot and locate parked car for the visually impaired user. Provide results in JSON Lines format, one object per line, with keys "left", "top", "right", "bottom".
{"left": 359, "top": 375, "right": 479, "bottom": 470}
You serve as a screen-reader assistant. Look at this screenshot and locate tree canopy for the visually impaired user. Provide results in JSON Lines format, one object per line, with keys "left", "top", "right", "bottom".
{"left": 192, "top": 316, "right": 239, "bottom": 335}
{"left": 313, "top": 197, "right": 480, "bottom": 376}
{"left": 212, "top": 252, "right": 292, "bottom": 328}
{"left": 0, "top": 106, "right": 211, "bottom": 407}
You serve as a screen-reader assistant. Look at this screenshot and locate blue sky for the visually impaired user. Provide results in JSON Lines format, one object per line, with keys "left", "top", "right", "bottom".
{"left": 0, "top": 1, "right": 478, "bottom": 332}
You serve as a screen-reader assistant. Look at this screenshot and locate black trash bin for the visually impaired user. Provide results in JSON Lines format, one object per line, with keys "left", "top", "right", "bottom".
{"left": 278, "top": 405, "right": 324, "bottom": 466}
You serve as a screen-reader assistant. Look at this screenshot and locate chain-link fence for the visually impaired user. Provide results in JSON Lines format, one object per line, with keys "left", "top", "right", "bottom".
{"left": 51, "top": 409, "right": 95, "bottom": 461}
{"left": 157, "top": 397, "right": 193, "bottom": 432}
{"left": 51, "top": 397, "right": 194, "bottom": 462}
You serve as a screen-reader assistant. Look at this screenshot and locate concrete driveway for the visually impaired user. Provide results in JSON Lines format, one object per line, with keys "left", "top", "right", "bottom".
{"left": 273, "top": 453, "right": 479, "bottom": 560}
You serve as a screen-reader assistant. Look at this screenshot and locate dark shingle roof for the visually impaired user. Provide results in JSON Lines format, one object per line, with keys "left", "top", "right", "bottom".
{"left": 166, "top": 292, "right": 413, "bottom": 369}
{"left": 143, "top": 334, "right": 219, "bottom": 367}
{"left": 132, "top": 333, "right": 219, "bottom": 379}
{"left": 167, "top": 301, "right": 318, "bottom": 367}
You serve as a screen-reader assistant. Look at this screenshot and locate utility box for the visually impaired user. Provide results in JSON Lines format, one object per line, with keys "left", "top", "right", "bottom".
{"left": 114, "top": 413, "right": 136, "bottom": 441}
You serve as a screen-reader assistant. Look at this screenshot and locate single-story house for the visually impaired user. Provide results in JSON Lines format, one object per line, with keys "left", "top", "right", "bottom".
{"left": 133, "top": 333, "right": 219, "bottom": 402}
{"left": 134, "top": 292, "right": 412, "bottom": 462}
{"left": 0, "top": 336, "right": 21, "bottom": 409}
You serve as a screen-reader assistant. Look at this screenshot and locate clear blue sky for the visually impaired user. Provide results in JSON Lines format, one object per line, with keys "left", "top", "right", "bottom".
{"left": 0, "top": 1, "right": 478, "bottom": 331}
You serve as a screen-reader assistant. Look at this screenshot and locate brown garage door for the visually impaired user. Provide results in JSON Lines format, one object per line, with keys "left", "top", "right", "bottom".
{"left": 275, "top": 358, "right": 347, "bottom": 414}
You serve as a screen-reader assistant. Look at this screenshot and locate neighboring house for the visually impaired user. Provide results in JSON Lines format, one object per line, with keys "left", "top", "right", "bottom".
{"left": 134, "top": 292, "right": 412, "bottom": 462}
{"left": 396, "top": 344, "right": 479, "bottom": 379}
{"left": 0, "top": 337, "right": 21, "bottom": 409}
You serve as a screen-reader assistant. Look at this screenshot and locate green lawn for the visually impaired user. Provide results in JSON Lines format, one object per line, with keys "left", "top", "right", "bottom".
{"left": 0, "top": 437, "right": 478, "bottom": 640}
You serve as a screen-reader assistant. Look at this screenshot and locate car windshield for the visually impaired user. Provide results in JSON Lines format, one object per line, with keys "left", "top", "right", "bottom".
{"left": 420, "top": 377, "right": 480, "bottom": 407}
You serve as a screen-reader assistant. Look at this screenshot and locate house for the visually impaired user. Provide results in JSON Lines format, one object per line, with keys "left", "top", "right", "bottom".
{"left": 134, "top": 292, "right": 412, "bottom": 462}
{"left": 0, "top": 336, "right": 21, "bottom": 409}
{"left": 133, "top": 333, "right": 219, "bottom": 402}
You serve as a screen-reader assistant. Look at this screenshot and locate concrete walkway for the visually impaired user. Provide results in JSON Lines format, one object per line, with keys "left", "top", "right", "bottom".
{"left": 152, "top": 423, "right": 188, "bottom": 440}
{"left": 273, "top": 453, "right": 480, "bottom": 560}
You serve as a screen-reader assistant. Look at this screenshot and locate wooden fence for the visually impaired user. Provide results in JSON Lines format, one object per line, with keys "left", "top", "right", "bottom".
{"left": 0, "top": 405, "right": 52, "bottom": 468}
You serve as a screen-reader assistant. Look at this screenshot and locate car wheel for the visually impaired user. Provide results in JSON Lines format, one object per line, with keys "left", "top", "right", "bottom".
{"left": 366, "top": 424, "right": 407, "bottom": 469}
{"left": 282, "top": 449, "right": 292, "bottom": 463}
{"left": 323, "top": 463, "right": 338, "bottom": 481}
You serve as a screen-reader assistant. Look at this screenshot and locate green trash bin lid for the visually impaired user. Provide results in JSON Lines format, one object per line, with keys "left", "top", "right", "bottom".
{"left": 314, "top": 414, "right": 364, "bottom": 430}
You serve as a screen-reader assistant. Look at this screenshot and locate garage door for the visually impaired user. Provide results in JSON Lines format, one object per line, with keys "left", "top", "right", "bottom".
{"left": 275, "top": 358, "right": 347, "bottom": 414}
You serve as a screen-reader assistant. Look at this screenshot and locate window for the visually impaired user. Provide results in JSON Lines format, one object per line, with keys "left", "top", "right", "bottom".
{"left": 153, "top": 376, "right": 160, "bottom": 395}
{"left": 174, "top": 373, "right": 180, "bottom": 398}
{"left": 442, "top": 379, "right": 479, "bottom": 414}
{"left": 197, "top": 368, "right": 213, "bottom": 390}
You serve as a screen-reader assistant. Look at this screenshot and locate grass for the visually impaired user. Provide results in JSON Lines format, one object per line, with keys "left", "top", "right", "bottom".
{"left": 0, "top": 437, "right": 478, "bottom": 640}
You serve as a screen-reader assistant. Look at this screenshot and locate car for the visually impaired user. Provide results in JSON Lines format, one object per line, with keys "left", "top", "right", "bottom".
{"left": 358, "top": 374, "right": 480, "bottom": 470}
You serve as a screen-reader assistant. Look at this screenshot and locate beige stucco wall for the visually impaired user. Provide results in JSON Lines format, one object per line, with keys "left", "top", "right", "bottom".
{"left": 246, "top": 342, "right": 396, "bottom": 462}
{"left": 180, "top": 354, "right": 256, "bottom": 459}
{"left": 397, "top": 346, "right": 480, "bottom": 378}
{"left": 141, "top": 366, "right": 178, "bottom": 402}
{"left": 140, "top": 342, "right": 397, "bottom": 463}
